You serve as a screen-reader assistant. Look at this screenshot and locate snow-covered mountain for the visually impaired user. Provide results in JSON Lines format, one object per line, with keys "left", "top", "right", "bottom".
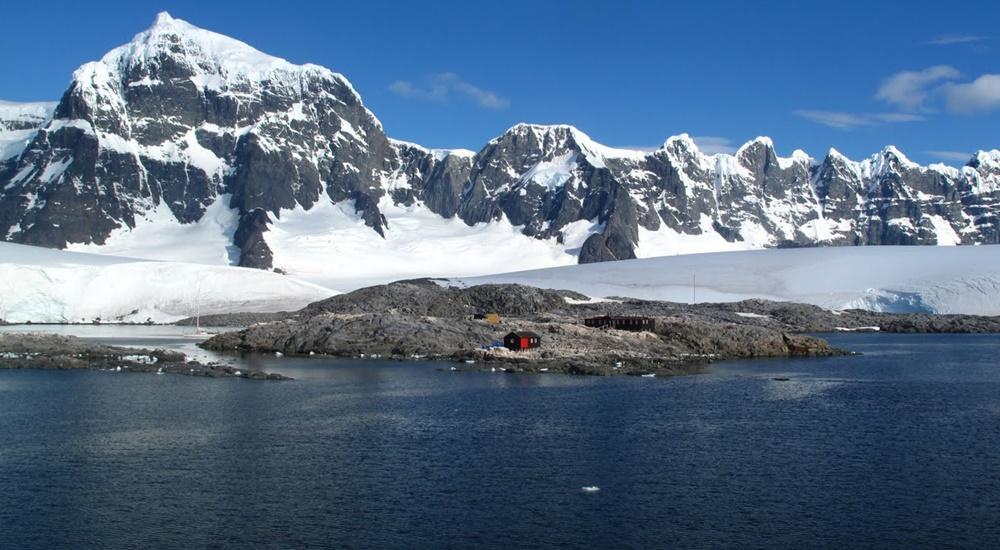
{"left": 2, "top": 12, "right": 999, "bottom": 285}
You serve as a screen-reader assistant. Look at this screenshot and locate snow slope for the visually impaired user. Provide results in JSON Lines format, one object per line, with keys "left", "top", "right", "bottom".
{"left": 446, "top": 245, "right": 1000, "bottom": 315}
{"left": 67, "top": 195, "right": 240, "bottom": 265}
{"left": 61, "top": 193, "right": 599, "bottom": 290}
{"left": 0, "top": 243, "right": 335, "bottom": 323}
{"left": 263, "top": 196, "right": 598, "bottom": 289}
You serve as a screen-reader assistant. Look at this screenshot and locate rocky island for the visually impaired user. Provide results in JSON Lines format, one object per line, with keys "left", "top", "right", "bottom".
{"left": 201, "top": 280, "right": 848, "bottom": 376}
{"left": 0, "top": 333, "right": 290, "bottom": 380}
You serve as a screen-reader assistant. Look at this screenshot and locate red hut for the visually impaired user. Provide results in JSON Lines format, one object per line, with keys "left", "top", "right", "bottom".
{"left": 503, "top": 331, "right": 541, "bottom": 351}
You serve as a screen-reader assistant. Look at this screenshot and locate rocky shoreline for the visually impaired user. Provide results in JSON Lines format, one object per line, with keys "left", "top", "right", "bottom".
{"left": 9, "top": 281, "right": 999, "bottom": 380}
{"left": 0, "top": 333, "right": 291, "bottom": 380}
{"left": 201, "top": 281, "right": 848, "bottom": 376}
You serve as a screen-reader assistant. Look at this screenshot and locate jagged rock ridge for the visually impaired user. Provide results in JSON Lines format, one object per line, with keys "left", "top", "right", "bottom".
{"left": 1, "top": 12, "right": 998, "bottom": 272}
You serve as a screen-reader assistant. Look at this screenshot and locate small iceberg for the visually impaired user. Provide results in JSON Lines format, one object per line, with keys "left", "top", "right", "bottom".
{"left": 274, "top": 351, "right": 284, "bottom": 358}
{"left": 641, "top": 373, "right": 656, "bottom": 378}
{"left": 156, "top": 368, "right": 164, "bottom": 375}
{"left": 581, "top": 486, "right": 600, "bottom": 493}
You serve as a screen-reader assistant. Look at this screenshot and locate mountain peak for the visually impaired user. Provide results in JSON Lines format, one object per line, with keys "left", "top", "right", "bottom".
{"left": 505, "top": 123, "right": 578, "bottom": 136}
{"left": 663, "top": 133, "right": 699, "bottom": 151}
{"left": 879, "top": 145, "right": 918, "bottom": 169}
{"left": 971, "top": 150, "right": 1000, "bottom": 170}
{"left": 735, "top": 136, "right": 775, "bottom": 157}
{"left": 66, "top": 11, "right": 355, "bottom": 103}
{"left": 151, "top": 11, "right": 178, "bottom": 29}
{"left": 109, "top": 12, "right": 287, "bottom": 75}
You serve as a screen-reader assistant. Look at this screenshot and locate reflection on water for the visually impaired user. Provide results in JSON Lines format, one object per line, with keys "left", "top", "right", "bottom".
{"left": 1, "top": 329, "right": 999, "bottom": 548}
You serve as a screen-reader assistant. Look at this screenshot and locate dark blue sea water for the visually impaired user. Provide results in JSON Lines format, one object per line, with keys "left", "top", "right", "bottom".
{"left": 2, "top": 332, "right": 999, "bottom": 548}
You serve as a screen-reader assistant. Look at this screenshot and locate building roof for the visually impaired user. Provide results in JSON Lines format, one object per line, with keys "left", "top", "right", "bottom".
{"left": 506, "top": 330, "right": 541, "bottom": 338}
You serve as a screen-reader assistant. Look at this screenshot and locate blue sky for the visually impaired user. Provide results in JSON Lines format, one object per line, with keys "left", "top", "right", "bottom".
{"left": 1, "top": 0, "right": 997, "bottom": 164}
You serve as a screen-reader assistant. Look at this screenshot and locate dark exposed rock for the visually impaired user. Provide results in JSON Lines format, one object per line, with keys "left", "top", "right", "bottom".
{"left": 299, "top": 279, "right": 581, "bottom": 318}
{"left": 233, "top": 208, "right": 274, "bottom": 269}
{"left": 0, "top": 333, "right": 290, "bottom": 380}
{"left": 201, "top": 281, "right": 850, "bottom": 376}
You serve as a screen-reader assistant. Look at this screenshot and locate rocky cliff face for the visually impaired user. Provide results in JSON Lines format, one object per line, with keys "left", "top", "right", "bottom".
{"left": 2, "top": 12, "right": 998, "bottom": 273}
{"left": 0, "top": 13, "right": 409, "bottom": 269}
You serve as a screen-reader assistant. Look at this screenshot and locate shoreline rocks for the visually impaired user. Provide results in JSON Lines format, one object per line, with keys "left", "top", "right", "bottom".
{"left": 0, "top": 333, "right": 291, "bottom": 380}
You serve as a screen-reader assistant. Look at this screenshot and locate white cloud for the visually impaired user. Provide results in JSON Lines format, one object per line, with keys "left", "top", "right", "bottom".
{"left": 794, "top": 110, "right": 870, "bottom": 129}
{"left": 926, "top": 150, "right": 973, "bottom": 162}
{"left": 925, "top": 34, "right": 987, "bottom": 45}
{"left": 691, "top": 136, "right": 736, "bottom": 154}
{"left": 942, "top": 74, "right": 1000, "bottom": 113}
{"left": 875, "top": 65, "right": 961, "bottom": 109}
{"left": 793, "top": 110, "right": 923, "bottom": 129}
{"left": 388, "top": 73, "right": 510, "bottom": 110}
{"left": 803, "top": 66, "right": 1000, "bottom": 126}
{"left": 873, "top": 112, "right": 925, "bottom": 123}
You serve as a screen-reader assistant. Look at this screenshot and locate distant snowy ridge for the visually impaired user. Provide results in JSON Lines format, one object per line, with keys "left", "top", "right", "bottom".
{"left": 1, "top": 12, "right": 999, "bottom": 285}
{"left": 446, "top": 245, "right": 1000, "bottom": 315}
{"left": 0, "top": 242, "right": 335, "bottom": 323}
{"left": 0, "top": 100, "right": 57, "bottom": 162}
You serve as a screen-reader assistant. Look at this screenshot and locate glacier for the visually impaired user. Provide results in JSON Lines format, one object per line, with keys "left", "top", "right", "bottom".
{"left": 446, "top": 245, "right": 1000, "bottom": 315}
{"left": 0, "top": 242, "right": 335, "bottom": 323}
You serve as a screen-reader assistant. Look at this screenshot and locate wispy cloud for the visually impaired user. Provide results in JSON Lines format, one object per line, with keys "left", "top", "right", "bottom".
{"left": 802, "top": 65, "right": 1000, "bottom": 128}
{"left": 925, "top": 34, "right": 987, "bottom": 45}
{"left": 941, "top": 74, "right": 1000, "bottom": 113}
{"left": 388, "top": 73, "right": 510, "bottom": 110}
{"left": 875, "top": 65, "right": 961, "bottom": 110}
{"left": 926, "top": 150, "right": 973, "bottom": 162}
{"left": 691, "top": 136, "right": 736, "bottom": 154}
{"left": 793, "top": 109, "right": 923, "bottom": 129}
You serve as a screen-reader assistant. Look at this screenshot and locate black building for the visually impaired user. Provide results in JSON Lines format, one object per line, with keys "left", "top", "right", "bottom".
{"left": 583, "top": 315, "right": 655, "bottom": 332}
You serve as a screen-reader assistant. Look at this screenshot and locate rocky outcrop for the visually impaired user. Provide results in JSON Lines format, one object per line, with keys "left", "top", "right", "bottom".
{"left": 201, "top": 281, "right": 847, "bottom": 375}
{"left": 299, "top": 279, "right": 582, "bottom": 317}
{"left": 0, "top": 332, "right": 290, "bottom": 379}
